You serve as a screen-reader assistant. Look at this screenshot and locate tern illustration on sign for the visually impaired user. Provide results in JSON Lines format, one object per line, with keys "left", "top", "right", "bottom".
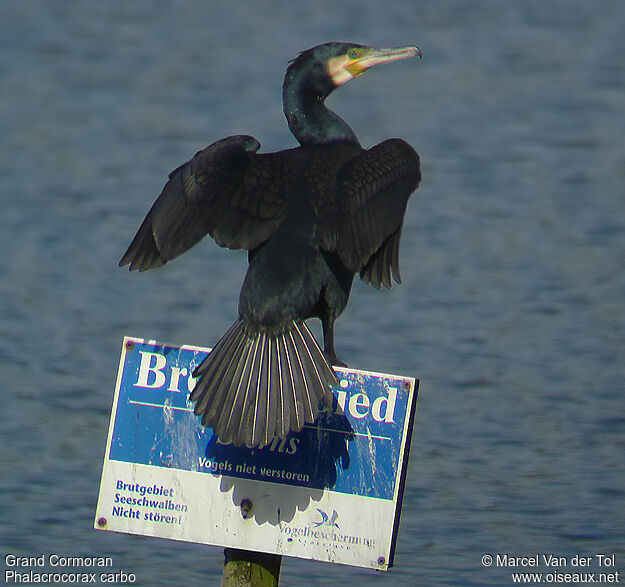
{"left": 119, "top": 42, "right": 422, "bottom": 449}
{"left": 314, "top": 509, "right": 340, "bottom": 528}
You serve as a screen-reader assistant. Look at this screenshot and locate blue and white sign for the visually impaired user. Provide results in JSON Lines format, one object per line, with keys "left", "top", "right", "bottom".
{"left": 95, "top": 337, "right": 418, "bottom": 570}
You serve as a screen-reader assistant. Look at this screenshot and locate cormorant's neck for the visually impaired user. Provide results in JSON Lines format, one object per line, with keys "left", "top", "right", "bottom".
{"left": 282, "top": 66, "right": 359, "bottom": 146}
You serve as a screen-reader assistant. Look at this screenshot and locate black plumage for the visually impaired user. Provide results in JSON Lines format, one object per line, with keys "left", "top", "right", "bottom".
{"left": 120, "top": 42, "right": 422, "bottom": 448}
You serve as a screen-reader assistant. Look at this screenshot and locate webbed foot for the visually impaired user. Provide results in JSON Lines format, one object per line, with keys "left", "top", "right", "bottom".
{"left": 324, "top": 351, "right": 348, "bottom": 368}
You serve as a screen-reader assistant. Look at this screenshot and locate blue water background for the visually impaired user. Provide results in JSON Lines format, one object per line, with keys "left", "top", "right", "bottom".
{"left": 1, "top": 1, "right": 624, "bottom": 585}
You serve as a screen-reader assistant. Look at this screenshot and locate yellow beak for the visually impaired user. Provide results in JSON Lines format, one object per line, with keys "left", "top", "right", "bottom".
{"left": 345, "top": 45, "right": 422, "bottom": 77}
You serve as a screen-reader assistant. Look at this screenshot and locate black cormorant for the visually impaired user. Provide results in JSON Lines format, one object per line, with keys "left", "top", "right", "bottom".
{"left": 120, "top": 42, "right": 422, "bottom": 448}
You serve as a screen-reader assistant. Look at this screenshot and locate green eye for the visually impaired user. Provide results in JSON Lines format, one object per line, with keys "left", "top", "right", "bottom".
{"left": 347, "top": 49, "right": 359, "bottom": 59}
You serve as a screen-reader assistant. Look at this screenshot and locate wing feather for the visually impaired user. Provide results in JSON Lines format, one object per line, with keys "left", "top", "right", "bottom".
{"left": 119, "top": 135, "right": 295, "bottom": 271}
{"left": 317, "top": 138, "right": 421, "bottom": 288}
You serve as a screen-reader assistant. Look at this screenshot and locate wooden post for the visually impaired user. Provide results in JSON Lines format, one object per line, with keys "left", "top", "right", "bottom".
{"left": 221, "top": 548, "right": 282, "bottom": 586}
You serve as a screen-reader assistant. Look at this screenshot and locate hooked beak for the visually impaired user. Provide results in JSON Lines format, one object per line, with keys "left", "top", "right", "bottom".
{"left": 345, "top": 45, "right": 421, "bottom": 78}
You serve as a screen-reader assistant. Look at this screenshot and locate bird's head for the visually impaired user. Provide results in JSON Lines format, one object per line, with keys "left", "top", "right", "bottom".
{"left": 283, "top": 42, "right": 421, "bottom": 145}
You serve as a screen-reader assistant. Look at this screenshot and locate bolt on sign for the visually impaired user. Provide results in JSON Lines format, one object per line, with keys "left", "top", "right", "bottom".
{"left": 95, "top": 337, "right": 419, "bottom": 570}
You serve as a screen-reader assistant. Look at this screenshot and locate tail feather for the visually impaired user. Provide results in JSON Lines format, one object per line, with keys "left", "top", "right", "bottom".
{"left": 240, "top": 333, "right": 266, "bottom": 446}
{"left": 276, "top": 331, "right": 294, "bottom": 438}
{"left": 249, "top": 332, "right": 269, "bottom": 447}
{"left": 290, "top": 325, "right": 318, "bottom": 422}
{"left": 283, "top": 330, "right": 305, "bottom": 432}
{"left": 267, "top": 337, "right": 283, "bottom": 437}
{"left": 194, "top": 325, "right": 250, "bottom": 427}
{"left": 191, "top": 319, "right": 337, "bottom": 448}
{"left": 294, "top": 322, "right": 332, "bottom": 415}
{"left": 208, "top": 331, "right": 254, "bottom": 429}
{"left": 191, "top": 321, "right": 243, "bottom": 417}
{"left": 216, "top": 334, "right": 258, "bottom": 442}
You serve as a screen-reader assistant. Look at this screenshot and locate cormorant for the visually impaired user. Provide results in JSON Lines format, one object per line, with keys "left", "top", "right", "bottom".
{"left": 120, "top": 42, "right": 422, "bottom": 448}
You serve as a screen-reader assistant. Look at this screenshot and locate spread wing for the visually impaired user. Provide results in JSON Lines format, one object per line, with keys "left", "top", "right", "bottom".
{"left": 119, "top": 135, "right": 293, "bottom": 271}
{"left": 317, "top": 138, "right": 421, "bottom": 288}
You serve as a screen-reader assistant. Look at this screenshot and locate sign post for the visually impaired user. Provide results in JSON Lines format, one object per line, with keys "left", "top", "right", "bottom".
{"left": 95, "top": 337, "right": 419, "bottom": 574}
{"left": 222, "top": 548, "right": 282, "bottom": 586}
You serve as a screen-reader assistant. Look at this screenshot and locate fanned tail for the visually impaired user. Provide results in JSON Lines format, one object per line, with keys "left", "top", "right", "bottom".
{"left": 190, "top": 319, "right": 337, "bottom": 448}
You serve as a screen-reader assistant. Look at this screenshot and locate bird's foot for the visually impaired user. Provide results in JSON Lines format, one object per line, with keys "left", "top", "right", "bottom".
{"left": 324, "top": 351, "right": 348, "bottom": 368}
